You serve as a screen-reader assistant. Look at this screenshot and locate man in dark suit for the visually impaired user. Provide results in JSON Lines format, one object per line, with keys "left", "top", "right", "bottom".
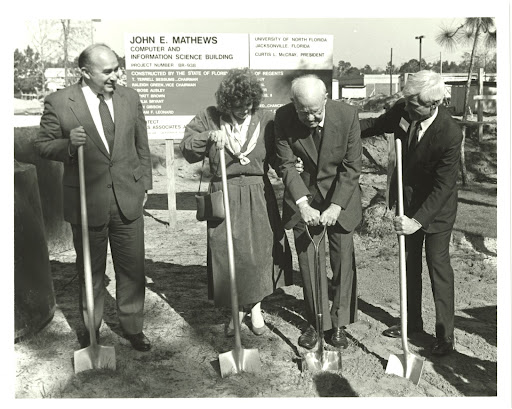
{"left": 35, "top": 44, "right": 153, "bottom": 351}
{"left": 360, "top": 70, "right": 463, "bottom": 356}
{"left": 275, "top": 75, "right": 362, "bottom": 349}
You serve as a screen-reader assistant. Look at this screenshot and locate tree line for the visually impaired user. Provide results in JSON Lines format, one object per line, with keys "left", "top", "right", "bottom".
{"left": 333, "top": 50, "right": 496, "bottom": 80}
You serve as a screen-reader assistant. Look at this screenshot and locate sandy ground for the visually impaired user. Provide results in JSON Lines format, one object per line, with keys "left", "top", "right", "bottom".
{"left": 14, "top": 115, "right": 498, "bottom": 399}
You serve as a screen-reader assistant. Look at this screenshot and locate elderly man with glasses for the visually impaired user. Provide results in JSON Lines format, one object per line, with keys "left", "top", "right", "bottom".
{"left": 275, "top": 74, "right": 363, "bottom": 350}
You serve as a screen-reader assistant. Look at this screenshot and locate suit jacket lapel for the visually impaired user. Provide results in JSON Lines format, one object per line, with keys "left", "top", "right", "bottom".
{"left": 295, "top": 121, "right": 317, "bottom": 166}
{"left": 406, "top": 112, "right": 441, "bottom": 166}
{"left": 317, "top": 101, "right": 339, "bottom": 171}
{"left": 68, "top": 83, "right": 110, "bottom": 159}
{"left": 111, "top": 89, "right": 128, "bottom": 158}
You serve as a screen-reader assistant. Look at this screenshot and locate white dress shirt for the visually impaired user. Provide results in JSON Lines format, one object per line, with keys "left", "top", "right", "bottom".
{"left": 409, "top": 107, "right": 438, "bottom": 147}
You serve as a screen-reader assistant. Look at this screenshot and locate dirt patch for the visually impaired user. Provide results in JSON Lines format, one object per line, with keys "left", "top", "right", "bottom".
{"left": 14, "top": 116, "right": 497, "bottom": 398}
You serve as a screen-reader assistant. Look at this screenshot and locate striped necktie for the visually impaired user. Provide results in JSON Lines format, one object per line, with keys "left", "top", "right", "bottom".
{"left": 97, "top": 94, "right": 115, "bottom": 153}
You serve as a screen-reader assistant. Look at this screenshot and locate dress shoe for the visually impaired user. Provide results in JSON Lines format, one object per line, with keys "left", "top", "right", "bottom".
{"left": 250, "top": 322, "right": 267, "bottom": 336}
{"left": 382, "top": 324, "right": 422, "bottom": 338}
{"left": 250, "top": 304, "right": 267, "bottom": 336}
{"left": 330, "top": 327, "right": 349, "bottom": 349}
{"left": 124, "top": 332, "right": 151, "bottom": 352}
{"left": 77, "top": 329, "right": 100, "bottom": 348}
{"left": 298, "top": 326, "right": 318, "bottom": 350}
{"left": 431, "top": 337, "right": 455, "bottom": 356}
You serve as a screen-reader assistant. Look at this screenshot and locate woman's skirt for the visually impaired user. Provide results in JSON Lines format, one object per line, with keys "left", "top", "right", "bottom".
{"left": 206, "top": 175, "right": 292, "bottom": 307}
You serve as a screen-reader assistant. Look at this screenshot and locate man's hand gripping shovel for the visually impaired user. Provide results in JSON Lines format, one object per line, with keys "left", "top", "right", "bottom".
{"left": 302, "top": 224, "right": 342, "bottom": 372}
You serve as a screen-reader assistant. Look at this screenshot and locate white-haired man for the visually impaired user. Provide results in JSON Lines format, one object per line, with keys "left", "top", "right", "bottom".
{"left": 360, "top": 70, "right": 463, "bottom": 356}
{"left": 275, "top": 75, "right": 362, "bottom": 350}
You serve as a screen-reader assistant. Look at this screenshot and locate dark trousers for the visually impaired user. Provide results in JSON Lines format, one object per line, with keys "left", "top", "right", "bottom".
{"left": 72, "top": 188, "right": 146, "bottom": 335}
{"left": 405, "top": 228, "right": 454, "bottom": 340}
{"left": 293, "top": 220, "right": 358, "bottom": 331}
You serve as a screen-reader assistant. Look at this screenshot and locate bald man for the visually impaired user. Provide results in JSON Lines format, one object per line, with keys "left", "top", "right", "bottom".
{"left": 275, "top": 75, "right": 362, "bottom": 349}
{"left": 35, "top": 43, "right": 153, "bottom": 352}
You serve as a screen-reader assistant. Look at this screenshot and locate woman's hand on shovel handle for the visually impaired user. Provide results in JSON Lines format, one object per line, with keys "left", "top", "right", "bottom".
{"left": 209, "top": 130, "right": 228, "bottom": 149}
{"left": 393, "top": 215, "right": 422, "bottom": 235}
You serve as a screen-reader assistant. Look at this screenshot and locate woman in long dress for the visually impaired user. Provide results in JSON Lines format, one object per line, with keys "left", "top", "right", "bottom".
{"left": 180, "top": 68, "right": 292, "bottom": 336}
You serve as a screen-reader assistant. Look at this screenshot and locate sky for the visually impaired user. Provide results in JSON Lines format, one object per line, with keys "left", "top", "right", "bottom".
{"left": 8, "top": 1, "right": 507, "bottom": 71}
{"left": 13, "top": 17, "right": 474, "bottom": 70}
{"left": 89, "top": 18, "right": 469, "bottom": 70}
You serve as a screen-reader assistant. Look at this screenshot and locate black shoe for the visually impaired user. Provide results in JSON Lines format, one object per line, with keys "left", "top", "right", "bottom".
{"left": 330, "top": 327, "right": 349, "bottom": 349}
{"left": 382, "top": 324, "right": 422, "bottom": 338}
{"left": 298, "top": 326, "right": 318, "bottom": 350}
{"left": 77, "top": 329, "right": 100, "bottom": 348}
{"left": 431, "top": 337, "right": 455, "bottom": 356}
{"left": 125, "top": 332, "right": 151, "bottom": 352}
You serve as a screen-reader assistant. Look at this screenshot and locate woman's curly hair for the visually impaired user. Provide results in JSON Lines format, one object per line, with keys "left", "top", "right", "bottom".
{"left": 215, "top": 68, "right": 264, "bottom": 114}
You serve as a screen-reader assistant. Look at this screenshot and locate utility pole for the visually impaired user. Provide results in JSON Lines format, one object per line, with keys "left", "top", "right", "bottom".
{"left": 389, "top": 48, "right": 393, "bottom": 95}
{"left": 415, "top": 35, "right": 424, "bottom": 71}
{"left": 91, "top": 19, "right": 101, "bottom": 44}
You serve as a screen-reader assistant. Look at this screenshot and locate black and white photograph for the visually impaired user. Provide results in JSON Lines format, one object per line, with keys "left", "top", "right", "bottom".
{"left": 6, "top": 0, "right": 511, "bottom": 404}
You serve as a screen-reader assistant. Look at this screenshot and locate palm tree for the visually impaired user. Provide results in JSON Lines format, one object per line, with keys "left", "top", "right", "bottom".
{"left": 436, "top": 18, "right": 496, "bottom": 185}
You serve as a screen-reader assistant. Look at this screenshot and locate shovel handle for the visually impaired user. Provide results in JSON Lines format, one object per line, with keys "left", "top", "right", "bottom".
{"left": 218, "top": 148, "right": 243, "bottom": 357}
{"left": 395, "top": 139, "right": 409, "bottom": 353}
{"left": 78, "top": 146, "right": 98, "bottom": 348}
{"left": 305, "top": 225, "right": 327, "bottom": 353}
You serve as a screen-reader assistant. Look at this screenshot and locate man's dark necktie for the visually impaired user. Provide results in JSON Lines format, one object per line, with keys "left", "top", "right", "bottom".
{"left": 407, "top": 122, "right": 420, "bottom": 154}
{"left": 97, "top": 94, "right": 115, "bottom": 153}
{"left": 312, "top": 126, "right": 322, "bottom": 153}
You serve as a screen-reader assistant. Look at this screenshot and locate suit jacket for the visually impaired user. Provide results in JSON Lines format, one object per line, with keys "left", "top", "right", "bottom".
{"left": 35, "top": 82, "right": 153, "bottom": 226}
{"left": 360, "top": 101, "right": 463, "bottom": 233}
{"left": 275, "top": 99, "right": 362, "bottom": 231}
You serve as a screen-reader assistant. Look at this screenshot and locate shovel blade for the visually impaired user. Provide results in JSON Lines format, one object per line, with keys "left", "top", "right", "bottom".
{"left": 74, "top": 344, "right": 116, "bottom": 374}
{"left": 219, "top": 348, "right": 261, "bottom": 378}
{"left": 385, "top": 352, "right": 424, "bottom": 385}
{"left": 302, "top": 350, "right": 342, "bottom": 372}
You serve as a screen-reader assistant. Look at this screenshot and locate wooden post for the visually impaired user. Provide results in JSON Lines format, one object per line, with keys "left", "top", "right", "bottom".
{"left": 390, "top": 48, "right": 393, "bottom": 95}
{"left": 477, "top": 68, "right": 484, "bottom": 142}
{"left": 166, "top": 139, "right": 176, "bottom": 228}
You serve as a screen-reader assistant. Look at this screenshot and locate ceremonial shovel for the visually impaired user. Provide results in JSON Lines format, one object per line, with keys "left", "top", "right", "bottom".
{"left": 385, "top": 139, "right": 424, "bottom": 385}
{"left": 217, "top": 147, "right": 261, "bottom": 377}
{"left": 74, "top": 145, "right": 116, "bottom": 374}
{"left": 302, "top": 225, "right": 342, "bottom": 372}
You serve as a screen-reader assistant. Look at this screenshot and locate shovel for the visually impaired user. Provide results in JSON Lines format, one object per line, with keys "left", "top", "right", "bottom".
{"left": 217, "top": 146, "right": 261, "bottom": 377}
{"left": 385, "top": 138, "right": 424, "bottom": 385}
{"left": 302, "top": 225, "right": 342, "bottom": 372}
{"left": 74, "top": 145, "right": 116, "bottom": 374}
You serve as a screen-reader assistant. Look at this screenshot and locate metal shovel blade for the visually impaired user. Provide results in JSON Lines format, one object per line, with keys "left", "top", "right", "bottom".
{"left": 74, "top": 344, "right": 116, "bottom": 374}
{"left": 219, "top": 347, "right": 261, "bottom": 378}
{"left": 302, "top": 350, "right": 342, "bottom": 372}
{"left": 385, "top": 352, "right": 424, "bottom": 385}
